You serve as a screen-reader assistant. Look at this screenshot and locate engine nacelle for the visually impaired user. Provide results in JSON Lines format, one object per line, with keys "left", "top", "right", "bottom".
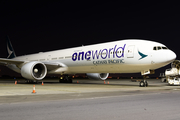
{"left": 21, "top": 61, "right": 47, "bottom": 80}
{"left": 86, "top": 73, "right": 109, "bottom": 80}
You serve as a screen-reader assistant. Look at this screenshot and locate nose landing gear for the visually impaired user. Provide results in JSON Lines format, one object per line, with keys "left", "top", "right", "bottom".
{"left": 139, "top": 75, "right": 148, "bottom": 87}
{"left": 139, "top": 80, "right": 148, "bottom": 87}
{"left": 139, "top": 70, "right": 155, "bottom": 87}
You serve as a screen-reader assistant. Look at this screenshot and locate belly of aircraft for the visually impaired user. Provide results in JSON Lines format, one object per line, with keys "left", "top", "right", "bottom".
{"left": 66, "top": 64, "right": 156, "bottom": 74}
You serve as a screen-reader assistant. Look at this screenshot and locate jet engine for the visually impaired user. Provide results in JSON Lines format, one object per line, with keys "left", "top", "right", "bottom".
{"left": 86, "top": 73, "right": 109, "bottom": 80}
{"left": 21, "top": 61, "right": 47, "bottom": 80}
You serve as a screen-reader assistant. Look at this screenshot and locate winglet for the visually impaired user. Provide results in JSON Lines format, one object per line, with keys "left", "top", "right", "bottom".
{"left": 6, "top": 36, "right": 16, "bottom": 59}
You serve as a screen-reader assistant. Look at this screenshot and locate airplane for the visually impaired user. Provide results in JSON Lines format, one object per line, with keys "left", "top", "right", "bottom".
{"left": 0, "top": 36, "right": 176, "bottom": 87}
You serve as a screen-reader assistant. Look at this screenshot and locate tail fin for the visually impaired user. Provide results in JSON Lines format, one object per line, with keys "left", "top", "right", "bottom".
{"left": 6, "top": 36, "right": 16, "bottom": 59}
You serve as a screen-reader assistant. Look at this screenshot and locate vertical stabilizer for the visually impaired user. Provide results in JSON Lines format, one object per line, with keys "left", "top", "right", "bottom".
{"left": 6, "top": 36, "right": 16, "bottom": 59}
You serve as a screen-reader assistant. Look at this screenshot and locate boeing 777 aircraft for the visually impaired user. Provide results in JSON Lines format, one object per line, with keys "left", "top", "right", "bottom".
{"left": 0, "top": 37, "right": 176, "bottom": 87}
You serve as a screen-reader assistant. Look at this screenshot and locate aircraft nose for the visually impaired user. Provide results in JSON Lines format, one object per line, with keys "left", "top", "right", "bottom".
{"left": 167, "top": 50, "right": 176, "bottom": 62}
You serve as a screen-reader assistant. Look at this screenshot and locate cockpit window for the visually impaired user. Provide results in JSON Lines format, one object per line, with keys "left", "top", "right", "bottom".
{"left": 157, "top": 46, "right": 161, "bottom": 50}
{"left": 162, "top": 47, "right": 168, "bottom": 49}
{"left": 153, "top": 46, "right": 168, "bottom": 50}
{"left": 153, "top": 47, "right": 157, "bottom": 50}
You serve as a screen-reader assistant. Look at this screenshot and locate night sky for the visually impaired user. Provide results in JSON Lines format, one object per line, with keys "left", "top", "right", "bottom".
{"left": 0, "top": 1, "right": 180, "bottom": 77}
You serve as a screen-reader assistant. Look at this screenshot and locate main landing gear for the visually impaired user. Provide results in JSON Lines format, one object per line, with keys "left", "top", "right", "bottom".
{"left": 59, "top": 75, "right": 72, "bottom": 83}
{"left": 25, "top": 80, "right": 39, "bottom": 84}
{"left": 139, "top": 76, "right": 148, "bottom": 87}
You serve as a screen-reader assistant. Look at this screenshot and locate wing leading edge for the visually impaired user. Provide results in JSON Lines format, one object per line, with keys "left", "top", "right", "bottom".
{"left": 0, "top": 58, "right": 24, "bottom": 65}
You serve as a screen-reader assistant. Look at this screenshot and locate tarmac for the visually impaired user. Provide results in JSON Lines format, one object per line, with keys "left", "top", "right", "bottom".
{"left": 0, "top": 78, "right": 179, "bottom": 103}
{"left": 1, "top": 78, "right": 180, "bottom": 120}
{"left": 0, "top": 78, "right": 176, "bottom": 96}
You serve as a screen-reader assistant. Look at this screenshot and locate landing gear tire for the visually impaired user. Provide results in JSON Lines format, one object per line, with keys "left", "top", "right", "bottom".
{"left": 25, "top": 80, "right": 38, "bottom": 84}
{"left": 139, "top": 80, "right": 148, "bottom": 87}
{"left": 139, "top": 81, "right": 145, "bottom": 87}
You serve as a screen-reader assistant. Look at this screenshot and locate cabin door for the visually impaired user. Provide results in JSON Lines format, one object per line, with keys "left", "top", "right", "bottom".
{"left": 127, "top": 45, "right": 135, "bottom": 58}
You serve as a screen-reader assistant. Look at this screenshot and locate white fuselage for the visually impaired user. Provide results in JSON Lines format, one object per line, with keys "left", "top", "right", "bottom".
{"left": 11, "top": 39, "right": 176, "bottom": 74}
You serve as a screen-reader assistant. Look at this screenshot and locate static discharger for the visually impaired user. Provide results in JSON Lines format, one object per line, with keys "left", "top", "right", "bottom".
{"left": 32, "top": 85, "right": 36, "bottom": 93}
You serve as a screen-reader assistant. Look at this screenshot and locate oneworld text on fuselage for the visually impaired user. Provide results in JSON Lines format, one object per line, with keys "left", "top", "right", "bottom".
{"left": 72, "top": 44, "right": 126, "bottom": 61}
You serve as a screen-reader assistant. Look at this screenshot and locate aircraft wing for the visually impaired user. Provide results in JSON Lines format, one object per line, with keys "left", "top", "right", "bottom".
{"left": 0, "top": 58, "right": 66, "bottom": 72}
{"left": 0, "top": 58, "right": 25, "bottom": 65}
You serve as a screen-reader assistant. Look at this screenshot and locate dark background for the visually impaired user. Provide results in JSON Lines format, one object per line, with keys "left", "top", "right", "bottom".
{"left": 0, "top": 1, "right": 179, "bottom": 77}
